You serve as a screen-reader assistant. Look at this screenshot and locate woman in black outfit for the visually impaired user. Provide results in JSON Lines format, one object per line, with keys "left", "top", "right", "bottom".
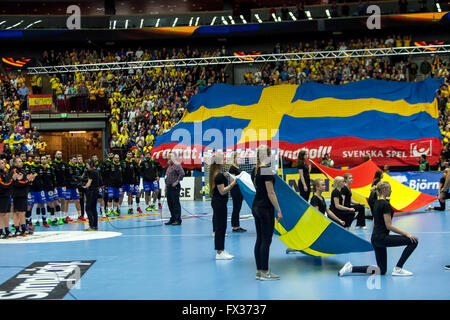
{"left": 427, "top": 168, "right": 448, "bottom": 211}
{"left": 228, "top": 152, "right": 246, "bottom": 232}
{"left": 310, "top": 178, "right": 345, "bottom": 226}
{"left": 338, "top": 181, "right": 419, "bottom": 277}
{"left": 209, "top": 153, "right": 237, "bottom": 260}
{"left": 297, "top": 150, "right": 311, "bottom": 201}
{"left": 252, "top": 145, "right": 282, "bottom": 281}
{"left": 329, "top": 176, "right": 356, "bottom": 229}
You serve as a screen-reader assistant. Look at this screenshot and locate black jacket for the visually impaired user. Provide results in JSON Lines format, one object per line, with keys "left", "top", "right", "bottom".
{"left": 11, "top": 167, "right": 31, "bottom": 198}
{"left": 52, "top": 159, "right": 67, "bottom": 187}
{"left": 65, "top": 162, "right": 82, "bottom": 189}
{"left": 122, "top": 159, "right": 140, "bottom": 185}
{"left": 108, "top": 161, "right": 123, "bottom": 188}
{"left": 140, "top": 159, "right": 162, "bottom": 182}
{"left": 41, "top": 164, "right": 56, "bottom": 191}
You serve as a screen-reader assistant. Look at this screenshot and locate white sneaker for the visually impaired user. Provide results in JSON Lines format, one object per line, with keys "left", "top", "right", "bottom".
{"left": 356, "top": 226, "right": 368, "bottom": 230}
{"left": 392, "top": 267, "right": 413, "bottom": 276}
{"left": 216, "top": 251, "right": 233, "bottom": 260}
{"left": 338, "top": 261, "right": 353, "bottom": 276}
{"left": 259, "top": 271, "right": 280, "bottom": 281}
{"left": 223, "top": 250, "right": 234, "bottom": 258}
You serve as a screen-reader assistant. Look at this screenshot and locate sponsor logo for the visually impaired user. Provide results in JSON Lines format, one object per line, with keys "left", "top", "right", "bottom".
{"left": 280, "top": 146, "right": 332, "bottom": 160}
{"left": 408, "top": 179, "right": 440, "bottom": 191}
{"left": 0, "top": 261, "right": 95, "bottom": 300}
{"left": 391, "top": 175, "right": 408, "bottom": 184}
{"left": 410, "top": 140, "right": 432, "bottom": 157}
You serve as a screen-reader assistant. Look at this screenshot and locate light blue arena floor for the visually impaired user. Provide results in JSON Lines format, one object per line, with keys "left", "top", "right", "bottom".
{"left": 0, "top": 199, "right": 449, "bottom": 300}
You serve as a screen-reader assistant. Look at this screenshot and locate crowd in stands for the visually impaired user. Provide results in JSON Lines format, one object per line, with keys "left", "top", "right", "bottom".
{"left": 0, "top": 73, "right": 47, "bottom": 161}
{"left": 244, "top": 35, "right": 449, "bottom": 85}
{"left": 37, "top": 46, "right": 231, "bottom": 160}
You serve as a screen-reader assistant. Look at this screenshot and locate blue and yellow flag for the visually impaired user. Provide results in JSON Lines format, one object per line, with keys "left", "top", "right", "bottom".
{"left": 235, "top": 171, "right": 373, "bottom": 256}
{"left": 152, "top": 79, "right": 443, "bottom": 168}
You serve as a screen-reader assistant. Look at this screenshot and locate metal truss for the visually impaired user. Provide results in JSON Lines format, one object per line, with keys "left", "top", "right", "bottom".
{"left": 26, "top": 45, "right": 450, "bottom": 74}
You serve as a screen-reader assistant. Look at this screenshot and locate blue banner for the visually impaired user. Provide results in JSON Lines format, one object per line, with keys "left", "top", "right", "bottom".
{"left": 388, "top": 171, "right": 443, "bottom": 197}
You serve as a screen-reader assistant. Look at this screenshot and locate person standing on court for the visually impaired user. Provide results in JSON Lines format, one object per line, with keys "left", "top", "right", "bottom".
{"left": 164, "top": 152, "right": 184, "bottom": 226}
{"left": 252, "top": 145, "right": 282, "bottom": 281}
{"left": 209, "top": 153, "right": 237, "bottom": 260}
{"left": 83, "top": 161, "right": 100, "bottom": 231}
{"left": 338, "top": 181, "right": 419, "bottom": 277}
{"left": 297, "top": 150, "right": 311, "bottom": 201}
{"left": 228, "top": 152, "right": 246, "bottom": 232}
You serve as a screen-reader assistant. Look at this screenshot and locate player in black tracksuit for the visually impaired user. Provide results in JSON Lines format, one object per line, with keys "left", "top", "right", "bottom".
{"left": 106, "top": 154, "right": 123, "bottom": 216}
{"left": 29, "top": 155, "right": 49, "bottom": 228}
{"left": 0, "top": 158, "right": 13, "bottom": 238}
{"left": 140, "top": 153, "right": 163, "bottom": 212}
{"left": 22, "top": 156, "right": 34, "bottom": 227}
{"left": 40, "top": 155, "right": 58, "bottom": 226}
{"left": 102, "top": 152, "right": 114, "bottom": 214}
{"left": 64, "top": 155, "right": 82, "bottom": 222}
{"left": 121, "top": 151, "right": 141, "bottom": 214}
{"left": 50, "top": 151, "right": 66, "bottom": 225}
{"left": 11, "top": 157, "right": 34, "bottom": 236}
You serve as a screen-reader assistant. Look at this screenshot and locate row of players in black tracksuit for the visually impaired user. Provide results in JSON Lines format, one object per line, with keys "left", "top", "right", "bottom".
{"left": 0, "top": 150, "right": 163, "bottom": 238}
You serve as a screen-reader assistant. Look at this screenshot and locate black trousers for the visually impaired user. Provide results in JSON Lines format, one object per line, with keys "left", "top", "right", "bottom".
{"left": 333, "top": 209, "right": 355, "bottom": 228}
{"left": 431, "top": 192, "right": 450, "bottom": 211}
{"left": 298, "top": 182, "right": 310, "bottom": 202}
{"left": 212, "top": 198, "right": 228, "bottom": 251}
{"left": 230, "top": 188, "right": 243, "bottom": 228}
{"left": 352, "top": 235, "right": 418, "bottom": 275}
{"left": 79, "top": 188, "right": 86, "bottom": 217}
{"left": 86, "top": 189, "right": 98, "bottom": 229}
{"left": 252, "top": 205, "right": 275, "bottom": 271}
{"left": 351, "top": 203, "right": 366, "bottom": 227}
{"left": 167, "top": 184, "right": 181, "bottom": 223}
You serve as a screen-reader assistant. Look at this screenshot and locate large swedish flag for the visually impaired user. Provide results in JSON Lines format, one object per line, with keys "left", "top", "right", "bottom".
{"left": 235, "top": 171, "right": 373, "bottom": 256}
{"left": 152, "top": 78, "right": 443, "bottom": 168}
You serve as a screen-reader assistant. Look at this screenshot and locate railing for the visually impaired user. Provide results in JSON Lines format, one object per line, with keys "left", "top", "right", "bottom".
{"left": 26, "top": 45, "right": 450, "bottom": 74}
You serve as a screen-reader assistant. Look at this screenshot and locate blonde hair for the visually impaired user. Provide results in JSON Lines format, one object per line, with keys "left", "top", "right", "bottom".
{"left": 253, "top": 145, "right": 272, "bottom": 185}
{"left": 376, "top": 181, "right": 391, "bottom": 197}
{"left": 312, "top": 178, "right": 324, "bottom": 193}
{"left": 208, "top": 153, "right": 224, "bottom": 196}
{"left": 232, "top": 151, "right": 238, "bottom": 165}
{"left": 343, "top": 173, "right": 352, "bottom": 181}
{"left": 332, "top": 176, "right": 345, "bottom": 189}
